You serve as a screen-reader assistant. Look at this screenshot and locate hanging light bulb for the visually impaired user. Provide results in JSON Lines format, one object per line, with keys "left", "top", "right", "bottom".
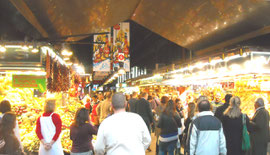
{"left": 0, "top": 45, "right": 6, "bottom": 52}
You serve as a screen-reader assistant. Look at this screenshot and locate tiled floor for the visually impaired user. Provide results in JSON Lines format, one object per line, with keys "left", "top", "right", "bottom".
{"left": 146, "top": 133, "right": 156, "bottom": 155}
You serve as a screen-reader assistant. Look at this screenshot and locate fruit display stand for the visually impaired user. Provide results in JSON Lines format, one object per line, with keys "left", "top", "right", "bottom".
{"left": 0, "top": 74, "right": 85, "bottom": 154}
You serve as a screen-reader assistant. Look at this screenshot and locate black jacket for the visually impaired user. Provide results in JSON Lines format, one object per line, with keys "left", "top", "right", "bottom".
{"left": 250, "top": 107, "right": 269, "bottom": 155}
{"left": 222, "top": 114, "right": 251, "bottom": 155}
{"left": 214, "top": 102, "right": 229, "bottom": 121}
{"left": 158, "top": 113, "right": 181, "bottom": 135}
{"left": 135, "top": 98, "right": 153, "bottom": 126}
{"left": 128, "top": 98, "right": 138, "bottom": 113}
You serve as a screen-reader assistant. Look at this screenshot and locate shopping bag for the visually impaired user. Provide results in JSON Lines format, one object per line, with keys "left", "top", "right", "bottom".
{"left": 242, "top": 114, "right": 251, "bottom": 151}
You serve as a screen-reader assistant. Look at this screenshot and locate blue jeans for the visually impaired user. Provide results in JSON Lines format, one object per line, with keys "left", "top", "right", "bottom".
{"left": 159, "top": 140, "right": 177, "bottom": 155}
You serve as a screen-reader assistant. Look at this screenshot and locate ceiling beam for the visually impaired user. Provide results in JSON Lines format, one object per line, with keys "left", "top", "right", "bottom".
{"left": 9, "top": 0, "right": 48, "bottom": 38}
{"left": 195, "top": 25, "right": 270, "bottom": 56}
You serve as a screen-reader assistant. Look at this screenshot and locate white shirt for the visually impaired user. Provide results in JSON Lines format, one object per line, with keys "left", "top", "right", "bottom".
{"left": 94, "top": 112, "right": 151, "bottom": 155}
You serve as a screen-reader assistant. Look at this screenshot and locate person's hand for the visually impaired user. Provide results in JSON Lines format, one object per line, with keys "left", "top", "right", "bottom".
{"left": 41, "top": 139, "right": 46, "bottom": 145}
{"left": 44, "top": 143, "right": 51, "bottom": 150}
{"left": 49, "top": 140, "right": 55, "bottom": 146}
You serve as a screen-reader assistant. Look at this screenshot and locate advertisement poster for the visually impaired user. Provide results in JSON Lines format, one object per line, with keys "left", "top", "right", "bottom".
{"left": 93, "top": 28, "right": 111, "bottom": 71}
{"left": 112, "top": 22, "right": 130, "bottom": 72}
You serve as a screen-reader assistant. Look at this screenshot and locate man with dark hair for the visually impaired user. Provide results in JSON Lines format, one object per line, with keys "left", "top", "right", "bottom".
{"left": 186, "top": 98, "right": 226, "bottom": 155}
{"left": 135, "top": 93, "right": 153, "bottom": 133}
{"left": 135, "top": 92, "right": 153, "bottom": 152}
{"left": 214, "top": 94, "right": 233, "bottom": 120}
{"left": 95, "top": 93, "right": 151, "bottom": 155}
{"left": 128, "top": 92, "right": 138, "bottom": 113}
{"left": 250, "top": 98, "right": 269, "bottom": 155}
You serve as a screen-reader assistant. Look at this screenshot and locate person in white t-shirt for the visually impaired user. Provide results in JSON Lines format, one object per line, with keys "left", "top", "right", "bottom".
{"left": 94, "top": 92, "right": 151, "bottom": 155}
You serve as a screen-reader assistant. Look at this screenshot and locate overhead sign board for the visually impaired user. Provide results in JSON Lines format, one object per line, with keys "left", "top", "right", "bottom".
{"left": 12, "top": 75, "right": 46, "bottom": 92}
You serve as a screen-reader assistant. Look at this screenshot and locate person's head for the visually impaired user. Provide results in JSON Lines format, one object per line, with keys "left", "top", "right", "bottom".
{"left": 141, "top": 92, "right": 148, "bottom": 100}
{"left": 98, "top": 93, "right": 104, "bottom": 101}
{"left": 161, "top": 96, "right": 169, "bottom": 105}
{"left": 215, "top": 93, "right": 221, "bottom": 101}
{"left": 196, "top": 95, "right": 208, "bottom": 104}
{"left": 147, "top": 95, "right": 153, "bottom": 102}
{"left": 125, "top": 94, "right": 130, "bottom": 101}
{"left": 74, "top": 108, "right": 90, "bottom": 127}
{"left": 105, "top": 92, "right": 113, "bottom": 100}
{"left": 0, "top": 112, "right": 16, "bottom": 136}
{"left": 92, "top": 95, "right": 98, "bottom": 102}
{"left": 188, "top": 102, "right": 196, "bottom": 118}
{"left": 131, "top": 92, "right": 138, "bottom": 98}
{"left": 112, "top": 93, "right": 126, "bottom": 111}
{"left": 225, "top": 94, "right": 233, "bottom": 104}
{"left": 0, "top": 100, "right": 11, "bottom": 114}
{"left": 255, "top": 98, "right": 264, "bottom": 109}
{"left": 86, "top": 98, "right": 91, "bottom": 103}
{"left": 164, "top": 100, "right": 176, "bottom": 116}
{"left": 44, "top": 99, "right": 56, "bottom": 113}
{"left": 197, "top": 99, "right": 211, "bottom": 112}
{"left": 224, "top": 96, "right": 241, "bottom": 118}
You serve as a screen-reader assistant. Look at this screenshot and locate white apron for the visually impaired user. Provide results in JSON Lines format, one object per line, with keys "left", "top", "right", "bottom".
{"left": 39, "top": 113, "right": 64, "bottom": 155}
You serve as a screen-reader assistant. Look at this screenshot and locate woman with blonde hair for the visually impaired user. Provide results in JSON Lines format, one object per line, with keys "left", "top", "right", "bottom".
{"left": 35, "top": 99, "right": 64, "bottom": 155}
{"left": 222, "top": 96, "right": 251, "bottom": 155}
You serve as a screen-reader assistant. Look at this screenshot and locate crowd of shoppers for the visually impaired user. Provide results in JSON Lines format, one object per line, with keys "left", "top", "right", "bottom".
{"left": 0, "top": 91, "right": 270, "bottom": 155}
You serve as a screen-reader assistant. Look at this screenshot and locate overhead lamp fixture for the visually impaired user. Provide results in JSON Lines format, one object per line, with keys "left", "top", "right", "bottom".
{"left": 63, "top": 57, "right": 70, "bottom": 61}
{"left": 118, "top": 68, "right": 126, "bottom": 75}
{"left": 61, "top": 43, "right": 73, "bottom": 56}
{"left": 31, "top": 42, "right": 39, "bottom": 53}
{"left": 61, "top": 49, "right": 73, "bottom": 56}
{"left": 21, "top": 45, "right": 29, "bottom": 50}
{"left": 0, "top": 45, "right": 6, "bottom": 52}
{"left": 66, "top": 62, "right": 73, "bottom": 66}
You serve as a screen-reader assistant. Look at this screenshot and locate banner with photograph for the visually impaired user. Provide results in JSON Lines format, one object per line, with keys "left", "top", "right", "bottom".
{"left": 93, "top": 28, "right": 111, "bottom": 71}
{"left": 112, "top": 22, "right": 130, "bottom": 71}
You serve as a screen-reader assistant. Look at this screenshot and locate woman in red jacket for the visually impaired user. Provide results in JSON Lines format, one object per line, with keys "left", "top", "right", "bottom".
{"left": 35, "top": 99, "right": 64, "bottom": 155}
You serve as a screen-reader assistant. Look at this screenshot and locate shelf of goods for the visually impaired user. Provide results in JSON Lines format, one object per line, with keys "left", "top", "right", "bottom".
{"left": 0, "top": 75, "right": 93, "bottom": 153}
{"left": 178, "top": 75, "right": 270, "bottom": 118}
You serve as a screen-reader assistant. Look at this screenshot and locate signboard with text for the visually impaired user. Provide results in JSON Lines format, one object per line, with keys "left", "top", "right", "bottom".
{"left": 12, "top": 75, "right": 46, "bottom": 92}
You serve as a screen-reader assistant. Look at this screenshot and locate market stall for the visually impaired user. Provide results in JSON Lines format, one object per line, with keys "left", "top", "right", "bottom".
{"left": 0, "top": 43, "right": 88, "bottom": 154}
{"left": 162, "top": 49, "right": 270, "bottom": 117}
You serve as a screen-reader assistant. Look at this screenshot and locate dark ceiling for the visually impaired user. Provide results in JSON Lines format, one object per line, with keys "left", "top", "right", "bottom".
{"left": 70, "top": 20, "right": 186, "bottom": 72}
{"left": 1, "top": 0, "right": 270, "bottom": 73}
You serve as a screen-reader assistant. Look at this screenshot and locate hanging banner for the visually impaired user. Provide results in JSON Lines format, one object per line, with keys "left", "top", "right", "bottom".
{"left": 12, "top": 75, "right": 46, "bottom": 92}
{"left": 113, "top": 22, "right": 130, "bottom": 71}
{"left": 93, "top": 28, "right": 111, "bottom": 71}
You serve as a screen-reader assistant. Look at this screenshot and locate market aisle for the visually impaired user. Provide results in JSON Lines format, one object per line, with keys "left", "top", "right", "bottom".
{"left": 146, "top": 133, "right": 156, "bottom": 155}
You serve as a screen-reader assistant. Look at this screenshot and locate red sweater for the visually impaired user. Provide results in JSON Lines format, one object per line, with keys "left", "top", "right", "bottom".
{"left": 35, "top": 112, "right": 62, "bottom": 141}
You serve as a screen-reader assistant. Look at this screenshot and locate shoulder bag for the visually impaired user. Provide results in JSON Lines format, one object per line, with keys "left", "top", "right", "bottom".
{"left": 242, "top": 114, "right": 251, "bottom": 151}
